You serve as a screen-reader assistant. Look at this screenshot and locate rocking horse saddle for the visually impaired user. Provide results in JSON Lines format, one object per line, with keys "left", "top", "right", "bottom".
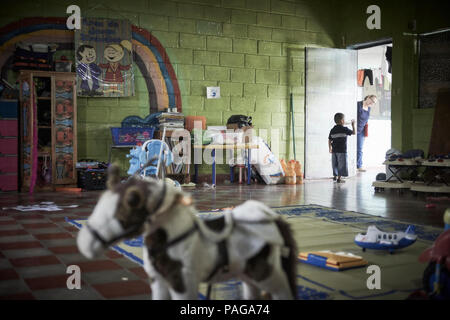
{"left": 196, "top": 200, "right": 286, "bottom": 281}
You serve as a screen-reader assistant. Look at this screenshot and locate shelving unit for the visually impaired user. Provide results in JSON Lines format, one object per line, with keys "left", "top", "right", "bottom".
{"left": 19, "top": 70, "right": 77, "bottom": 192}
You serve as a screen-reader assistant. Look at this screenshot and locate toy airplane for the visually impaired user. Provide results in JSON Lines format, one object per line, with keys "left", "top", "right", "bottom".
{"left": 354, "top": 225, "right": 417, "bottom": 253}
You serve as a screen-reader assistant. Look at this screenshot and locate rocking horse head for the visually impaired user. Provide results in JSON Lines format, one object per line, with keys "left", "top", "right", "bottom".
{"left": 77, "top": 164, "right": 185, "bottom": 259}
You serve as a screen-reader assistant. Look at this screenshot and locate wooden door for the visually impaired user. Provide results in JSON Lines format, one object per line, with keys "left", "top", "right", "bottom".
{"left": 52, "top": 74, "right": 77, "bottom": 185}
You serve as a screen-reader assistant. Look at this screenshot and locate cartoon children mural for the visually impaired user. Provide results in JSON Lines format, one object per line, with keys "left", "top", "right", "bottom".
{"left": 99, "top": 40, "right": 132, "bottom": 94}
{"left": 76, "top": 45, "right": 102, "bottom": 96}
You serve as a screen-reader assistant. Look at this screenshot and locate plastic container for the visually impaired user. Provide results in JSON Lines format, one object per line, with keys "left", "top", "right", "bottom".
{"left": 77, "top": 169, "right": 107, "bottom": 190}
{"left": 185, "top": 116, "right": 206, "bottom": 132}
{"left": 285, "top": 161, "right": 296, "bottom": 185}
{"left": 110, "top": 127, "right": 155, "bottom": 146}
{"left": 294, "top": 161, "right": 303, "bottom": 184}
{"left": 285, "top": 175, "right": 296, "bottom": 185}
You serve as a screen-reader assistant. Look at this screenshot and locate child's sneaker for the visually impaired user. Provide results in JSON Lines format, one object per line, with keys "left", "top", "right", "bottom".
{"left": 333, "top": 176, "right": 337, "bottom": 181}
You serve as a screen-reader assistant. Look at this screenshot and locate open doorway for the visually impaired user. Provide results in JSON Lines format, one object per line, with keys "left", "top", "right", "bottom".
{"left": 356, "top": 44, "right": 392, "bottom": 171}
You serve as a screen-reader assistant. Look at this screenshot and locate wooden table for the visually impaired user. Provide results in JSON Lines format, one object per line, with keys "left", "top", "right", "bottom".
{"left": 193, "top": 144, "right": 259, "bottom": 185}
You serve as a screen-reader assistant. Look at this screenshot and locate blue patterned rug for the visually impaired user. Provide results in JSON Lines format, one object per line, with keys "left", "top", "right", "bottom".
{"left": 67, "top": 204, "right": 443, "bottom": 300}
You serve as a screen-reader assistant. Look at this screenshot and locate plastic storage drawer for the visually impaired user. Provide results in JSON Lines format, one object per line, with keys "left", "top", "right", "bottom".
{"left": 0, "top": 174, "right": 18, "bottom": 191}
{"left": 0, "top": 156, "right": 18, "bottom": 173}
{"left": 0, "top": 138, "right": 18, "bottom": 155}
{"left": 0, "top": 120, "right": 18, "bottom": 137}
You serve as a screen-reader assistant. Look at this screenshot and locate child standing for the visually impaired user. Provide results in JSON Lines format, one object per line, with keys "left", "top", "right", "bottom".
{"left": 328, "top": 113, "right": 355, "bottom": 183}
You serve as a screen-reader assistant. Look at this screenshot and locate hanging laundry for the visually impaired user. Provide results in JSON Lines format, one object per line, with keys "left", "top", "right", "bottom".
{"left": 373, "top": 69, "right": 382, "bottom": 87}
{"left": 385, "top": 46, "right": 392, "bottom": 74}
{"left": 357, "top": 69, "right": 374, "bottom": 86}
{"left": 383, "top": 75, "right": 391, "bottom": 91}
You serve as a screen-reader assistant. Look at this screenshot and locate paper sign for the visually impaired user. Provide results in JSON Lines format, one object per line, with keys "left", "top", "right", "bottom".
{"left": 207, "top": 87, "right": 220, "bottom": 99}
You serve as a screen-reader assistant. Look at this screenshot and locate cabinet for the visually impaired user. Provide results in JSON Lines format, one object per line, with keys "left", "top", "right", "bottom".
{"left": 19, "top": 71, "right": 77, "bottom": 192}
{"left": 0, "top": 100, "right": 19, "bottom": 191}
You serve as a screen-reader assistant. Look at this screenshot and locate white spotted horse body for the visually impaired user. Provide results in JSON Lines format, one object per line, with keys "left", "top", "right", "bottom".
{"left": 77, "top": 166, "right": 298, "bottom": 300}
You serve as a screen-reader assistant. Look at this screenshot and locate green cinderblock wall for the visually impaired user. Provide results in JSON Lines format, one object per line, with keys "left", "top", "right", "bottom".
{"left": 1, "top": 0, "right": 340, "bottom": 175}
{"left": 2, "top": 0, "right": 447, "bottom": 176}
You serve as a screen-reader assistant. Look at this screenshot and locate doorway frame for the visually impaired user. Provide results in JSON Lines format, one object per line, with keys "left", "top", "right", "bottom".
{"left": 349, "top": 38, "right": 393, "bottom": 170}
{"left": 347, "top": 38, "right": 393, "bottom": 50}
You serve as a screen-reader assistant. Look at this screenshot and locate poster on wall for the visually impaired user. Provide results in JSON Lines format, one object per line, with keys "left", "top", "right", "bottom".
{"left": 74, "top": 18, "right": 134, "bottom": 97}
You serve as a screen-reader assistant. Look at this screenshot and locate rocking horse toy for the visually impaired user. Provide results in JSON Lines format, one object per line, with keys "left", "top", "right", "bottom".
{"left": 77, "top": 165, "right": 298, "bottom": 300}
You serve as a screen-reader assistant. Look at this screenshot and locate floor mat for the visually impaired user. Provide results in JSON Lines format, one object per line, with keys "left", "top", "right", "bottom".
{"left": 66, "top": 204, "right": 442, "bottom": 300}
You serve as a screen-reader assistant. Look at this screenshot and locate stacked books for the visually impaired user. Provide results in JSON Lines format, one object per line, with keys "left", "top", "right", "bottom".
{"left": 157, "top": 112, "right": 185, "bottom": 129}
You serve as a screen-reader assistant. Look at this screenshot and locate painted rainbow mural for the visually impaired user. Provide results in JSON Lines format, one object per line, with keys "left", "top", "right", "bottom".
{"left": 0, "top": 17, "right": 182, "bottom": 113}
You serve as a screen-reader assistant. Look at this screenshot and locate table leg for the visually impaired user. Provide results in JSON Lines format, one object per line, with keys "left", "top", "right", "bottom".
{"left": 108, "top": 145, "right": 113, "bottom": 164}
{"left": 212, "top": 149, "right": 216, "bottom": 186}
{"left": 428, "top": 167, "right": 449, "bottom": 186}
{"left": 247, "top": 149, "right": 251, "bottom": 185}
{"left": 387, "top": 165, "right": 403, "bottom": 183}
{"left": 194, "top": 164, "right": 199, "bottom": 183}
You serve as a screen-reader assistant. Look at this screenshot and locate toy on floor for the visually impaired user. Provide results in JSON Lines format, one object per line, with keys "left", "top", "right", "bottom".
{"left": 354, "top": 225, "right": 417, "bottom": 254}
{"left": 419, "top": 229, "right": 450, "bottom": 299}
{"left": 126, "top": 139, "right": 173, "bottom": 178}
{"left": 298, "top": 250, "right": 368, "bottom": 271}
{"left": 77, "top": 165, "right": 298, "bottom": 300}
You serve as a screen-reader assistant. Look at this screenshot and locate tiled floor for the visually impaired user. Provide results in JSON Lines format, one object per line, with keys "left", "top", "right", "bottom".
{"left": 0, "top": 168, "right": 447, "bottom": 299}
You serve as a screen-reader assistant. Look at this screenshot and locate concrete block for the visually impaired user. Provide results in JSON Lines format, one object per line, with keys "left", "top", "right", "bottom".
{"left": 245, "top": 54, "right": 269, "bottom": 69}
{"left": 205, "top": 66, "right": 230, "bottom": 81}
{"left": 258, "top": 41, "right": 281, "bottom": 56}
{"left": 223, "top": 23, "right": 248, "bottom": 38}
{"left": 194, "top": 50, "right": 220, "bottom": 65}
{"left": 207, "top": 36, "right": 233, "bottom": 52}
{"left": 177, "top": 64, "right": 204, "bottom": 80}
{"left": 197, "top": 20, "right": 223, "bottom": 36}
{"left": 180, "top": 34, "right": 206, "bottom": 50}
{"left": 233, "top": 38, "right": 257, "bottom": 54}
{"left": 220, "top": 52, "right": 245, "bottom": 67}
{"left": 256, "top": 69, "right": 279, "bottom": 84}
{"left": 231, "top": 68, "right": 255, "bottom": 82}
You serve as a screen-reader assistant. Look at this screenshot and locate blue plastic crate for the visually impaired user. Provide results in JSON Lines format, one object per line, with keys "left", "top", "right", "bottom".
{"left": 110, "top": 127, "right": 155, "bottom": 146}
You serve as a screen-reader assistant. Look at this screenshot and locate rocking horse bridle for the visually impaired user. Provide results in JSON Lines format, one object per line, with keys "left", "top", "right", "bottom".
{"left": 86, "top": 181, "right": 167, "bottom": 248}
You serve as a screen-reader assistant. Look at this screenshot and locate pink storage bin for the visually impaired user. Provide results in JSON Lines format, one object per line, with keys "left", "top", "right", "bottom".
{"left": 0, "top": 138, "right": 18, "bottom": 155}
{"left": 0, "top": 156, "right": 18, "bottom": 173}
{"left": 0, "top": 120, "right": 18, "bottom": 137}
{"left": 0, "top": 174, "right": 18, "bottom": 191}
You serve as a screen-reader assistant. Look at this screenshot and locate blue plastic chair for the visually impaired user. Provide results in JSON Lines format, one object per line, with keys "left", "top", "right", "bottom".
{"left": 127, "top": 139, "right": 173, "bottom": 178}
